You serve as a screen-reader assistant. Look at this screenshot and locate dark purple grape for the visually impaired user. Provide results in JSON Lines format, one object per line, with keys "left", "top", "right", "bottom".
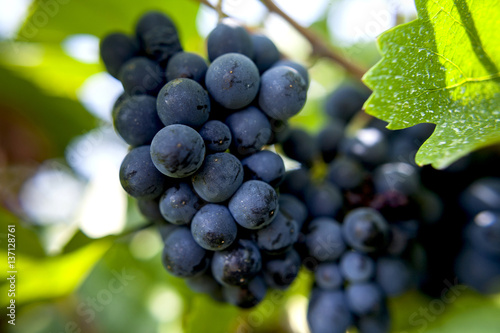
{"left": 206, "top": 18, "right": 254, "bottom": 62}
{"left": 345, "top": 282, "right": 385, "bottom": 316}
{"left": 191, "top": 204, "right": 238, "bottom": 251}
{"left": 118, "top": 57, "right": 166, "bottom": 96}
{"left": 307, "top": 289, "right": 352, "bottom": 333}
{"left": 376, "top": 257, "right": 414, "bottom": 296}
{"left": 324, "top": 85, "right": 369, "bottom": 122}
{"left": 198, "top": 120, "right": 232, "bottom": 153}
{"left": 222, "top": 275, "right": 267, "bottom": 308}
{"left": 205, "top": 53, "right": 259, "bottom": 110}
{"left": 461, "top": 177, "right": 500, "bottom": 217}
{"left": 166, "top": 51, "right": 208, "bottom": 84}
{"left": 192, "top": 152, "right": 243, "bottom": 203}
{"left": 113, "top": 95, "right": 164, "bottom": 147}
{"left": 306, "top": 217, "right": 346, "bottom": 262}
{"left": 99, "top": 32, "right": 139, "bottom": 79}
{"left": 137, "top": 197, "right": 164, "bottom": 222}
{"left": 259, "top": 66, "right": 307, "bottom": 120}
{"left": 241, "top": 150, "right": 285, "bottom": 187}
{"left": 156, "top": 78, "right": 210, "bottom": 127}
{"left": 253, "top": 211, "right": 299, "bottom": 254}
{"left": 162, "top": 227, "right": 209, "bottom": 278}
{"left": 225, "top": 106, "right": 272, "bottom": 156}
{"left": 315, "top": 262, "right": 343, "bottom": 290}
{"left": 159, "top": 182, "right": 202, "bottom": 225}
{"left": 150, "top": 124, "right": 205, "bottom": 178}
{"left": 342, "top": 208, "right": 390, "bottom": 253}
{"left": 228, "top": 180, "right": 279, "bottom": 230}
{"left": 273, "top": 60, "right": 309, "bottom": 87}
{"left": 251, "top": 34, "right": 280, "bottom": 73}
{"left": 279, "top": 194, "right": 308, "bottom": 229}
{"left": 119, "top": 145, "right": 167, "bottom": 199}
{"left": 305, "top": 183, "right": 343, "bottom": 219}
{"left": 466, "top": 211, "right": 500, "bottom": 257}
{"left": 135, "top": 11, "right": 182, "bottom": 64}
{"left": 263, "top": 249, "right": 301, "bottom": 290}
{"left": 211, "top": 239, "right": 262, "bottom": 286}
{"left": 282, "top": 128, "right": 318, "bottom": 167}
{"left": 339, "top": 251, "right": 376, "bottom": 283}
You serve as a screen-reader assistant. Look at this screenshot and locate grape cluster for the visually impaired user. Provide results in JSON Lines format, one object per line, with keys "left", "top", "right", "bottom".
{"left": 448, "top": 176, "right": 500, "bottom": 295}
{"left": 278, "top": 83, "right": 500, "bottom": 333}
{"left": 101, "top": 11, "right": 309, "bottom": 308}
{"left": 415, "top": 148, "right": 500, "bottom": 299}
{"left": 456, "top": 181, "right": 500, "bottom": 295}
{"left": 275, "top": 85, "right": 432, "bottom": 333}
{"left": 101, "top": 10, "right": 500, "bottom": 333}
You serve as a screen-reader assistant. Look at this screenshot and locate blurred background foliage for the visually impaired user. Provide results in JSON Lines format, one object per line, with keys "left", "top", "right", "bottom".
{"left": 0, "top": 0, "right": 499, "bottom": 332}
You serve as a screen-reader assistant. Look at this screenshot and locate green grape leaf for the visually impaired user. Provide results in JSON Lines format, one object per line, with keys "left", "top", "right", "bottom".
{"left": 17, "top": 0, "right": 202, "bottom": 49}
{"left": 0, "top": 41, "right": 102, "bottom": 99}
{"left": 386, "top": 288, "right": 500, "bottom": 333}
{"left": 184, "top": 297, "right": 239, "bottom": 333}
{"left": 0, "top": 208, "right": 45, "bottom": 258}
{"left": 0, "top": 239, "right": 112, "bottom": 306}
{"left": 406, "top": 291, "right": 500, "bottom": 333}
{"left": 363, "top": 0, "right": 500, "bottom": 169}
{"left": 0, "top": 65, "right": 96, "bottom": 157}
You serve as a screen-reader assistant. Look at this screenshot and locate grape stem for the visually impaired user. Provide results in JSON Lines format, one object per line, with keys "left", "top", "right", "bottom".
{"left": 258, "top": 0, "right": 367, "bottom": 80}
{"left": 196, "top": 0, "right": 228, "bottom": 17}
{"left": 191, "top": 0, "right": 367, "bottom": 80}
{"left": 215, "top": 0, "right": 224, "bottom": 22}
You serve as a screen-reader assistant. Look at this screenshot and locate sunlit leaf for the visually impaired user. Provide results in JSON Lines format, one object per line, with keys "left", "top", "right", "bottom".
{"left": 0, "top": 208, "right": 45, "bottom": 258}
{"left": 18, "top": 0, "right": 202, "bottom": 51}
{"left": 0, "top": 65, "right": 96, "bottom": 157}
{"left": 405, "top": 291, "right": 500, "bottom": 333}
{"left": 0, "top": 41, "right": 102, "bottom": 98}
{"left": 0, "top": 238, "right": 112, "bottom": 306}
{"left": 363, "top": 0, "right": 500, "bottom": 169}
